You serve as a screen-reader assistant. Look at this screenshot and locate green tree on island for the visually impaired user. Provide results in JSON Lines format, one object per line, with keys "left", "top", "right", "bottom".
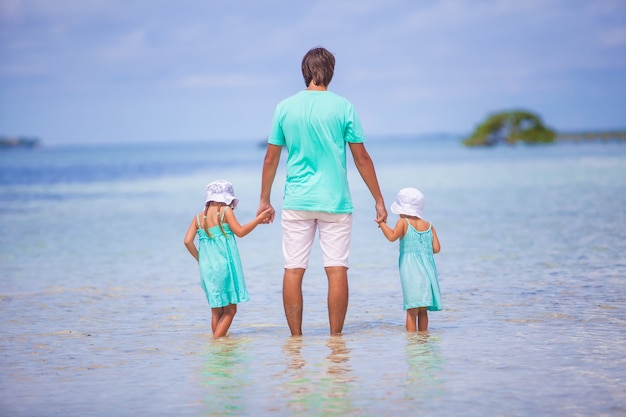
{"left": 463, "top": 110, "right": 556, "bottom": 146}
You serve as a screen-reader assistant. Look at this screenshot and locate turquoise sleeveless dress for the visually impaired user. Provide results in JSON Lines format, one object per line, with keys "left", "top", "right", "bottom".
{"left": 398, "top": 219, "right": 442, "bottom": 311}
{"left": 196, "top": 209, "right": 249, "bottom": 308}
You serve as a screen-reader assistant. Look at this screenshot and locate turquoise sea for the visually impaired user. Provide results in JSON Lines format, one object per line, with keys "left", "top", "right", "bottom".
{"left": 1, "top": 135, "right": 625, "bottom": 416}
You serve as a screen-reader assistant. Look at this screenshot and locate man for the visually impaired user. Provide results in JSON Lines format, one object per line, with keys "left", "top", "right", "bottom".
{"left": 258, "top": 47, "right": 387, "bottom": 336}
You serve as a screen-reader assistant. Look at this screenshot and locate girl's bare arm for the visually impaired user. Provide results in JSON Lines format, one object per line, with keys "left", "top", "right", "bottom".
{"left": 378, "top": 218, "right": 405, "bottom": 242}
{"left": 184, "top": 218, "right": 199, "bottom": 261}
{"left": 224, "top": 208, "right": 272, "bottom": 238}
{"left": 432, "top": 226, "right": 441, "bottom": 254}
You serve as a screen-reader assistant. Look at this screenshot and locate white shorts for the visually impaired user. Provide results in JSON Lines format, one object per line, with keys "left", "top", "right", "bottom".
{"left": 281, "top": 210, "right": 352, "bottom": 269}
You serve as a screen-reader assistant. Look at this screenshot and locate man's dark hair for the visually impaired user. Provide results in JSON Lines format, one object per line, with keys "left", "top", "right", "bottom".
{"left": 301, "top": 47, "right": 335, "bottom": 87}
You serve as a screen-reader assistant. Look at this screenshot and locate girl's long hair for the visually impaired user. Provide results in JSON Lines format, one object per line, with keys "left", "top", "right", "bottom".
{"left": 202, "top": 202, "right": 228, "bottom": 238}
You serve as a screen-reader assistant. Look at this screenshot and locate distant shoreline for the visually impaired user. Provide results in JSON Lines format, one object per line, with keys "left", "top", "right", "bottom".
{"left": 0, "top": 136, "right": 41, "bottom": 149}
{"left": 556, "top": 130, "right": 626, "bottom": 141}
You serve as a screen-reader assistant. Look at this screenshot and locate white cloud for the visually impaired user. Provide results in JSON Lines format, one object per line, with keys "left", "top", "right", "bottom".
{"left": 96, "top": 27, "right": 152, "bottom": 61}
{"left": 176, "top": 73, "right": 273, "bottom": 89}
{"left": 599, "top": 27, "right": 626, "bottom": 47}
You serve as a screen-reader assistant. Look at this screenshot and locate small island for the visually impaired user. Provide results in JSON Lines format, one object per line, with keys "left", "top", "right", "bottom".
{"left": 463, "top": 110, "right": 556, "bottom": 146}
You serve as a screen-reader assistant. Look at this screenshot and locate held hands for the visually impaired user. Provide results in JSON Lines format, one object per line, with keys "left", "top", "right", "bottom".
{"left": 375, "top": 201, "right": 388, "bottom": 224}
{"left": 257, "top": 203, "right": 275, "bottom": 224}
{"left": 256, "top": 208, "right": 273, "bottom": 224}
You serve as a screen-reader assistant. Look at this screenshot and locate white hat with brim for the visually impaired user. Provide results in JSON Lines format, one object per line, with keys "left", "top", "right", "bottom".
{"left": 205, "top": 179, "right": 239, "bottom": 208}
{"left": 390, "top": 187, "right": 424, "bottom": 218}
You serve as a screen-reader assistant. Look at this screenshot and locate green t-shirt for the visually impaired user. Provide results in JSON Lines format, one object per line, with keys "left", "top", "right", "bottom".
{"left": 268, "top": 90, "right": 365, "bottom": 213}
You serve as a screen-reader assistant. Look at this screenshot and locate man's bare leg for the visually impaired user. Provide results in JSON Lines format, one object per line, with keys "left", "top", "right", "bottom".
{"left": 283, "top": 268, "right": 305, "bottom": 336}
{"left": 325, "top": 266, "right": 349, "bottom": 335}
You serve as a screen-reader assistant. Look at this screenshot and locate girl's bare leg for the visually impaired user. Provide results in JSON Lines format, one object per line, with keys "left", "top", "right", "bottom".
{"left": 213, "top": 304, "right": 237, "bottom": 338}
{"left": 211, "top": 307, "right": 223, "bottom": 333}
{"left": 417, "top": 307, "right": 429, "bottom": 332}
{"left": 406, "top": 308, "right": 418, "bottom": 332}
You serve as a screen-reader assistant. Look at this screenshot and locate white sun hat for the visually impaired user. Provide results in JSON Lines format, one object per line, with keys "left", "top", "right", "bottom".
{"left": 204, "top": 179, "right": 239, "bottom": 208}
{"left": 390, "top": 187, "right": 425, "bottom": 218}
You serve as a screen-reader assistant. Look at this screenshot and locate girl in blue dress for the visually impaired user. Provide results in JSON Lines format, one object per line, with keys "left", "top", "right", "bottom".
{"left": 184, "top": 180, "right": 272, "bottom": 338}
{"left": 377, "top": 187, "right": 442, "bottom": 332}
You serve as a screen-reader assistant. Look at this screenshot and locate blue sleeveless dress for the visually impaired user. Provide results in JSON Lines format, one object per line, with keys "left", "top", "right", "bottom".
{"left": 196, "top": 209, "right": 249, "bottom": 308}
{"left": 398, "top": 219, "right": 442, "bottom": 311}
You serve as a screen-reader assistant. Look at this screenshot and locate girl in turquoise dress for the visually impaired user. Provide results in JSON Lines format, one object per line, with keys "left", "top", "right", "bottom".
{"left": 184, "top": 180, "right": 272, "bottom": 338}
{"left": 377, "top": 187, "right": 442, "bottom": 332}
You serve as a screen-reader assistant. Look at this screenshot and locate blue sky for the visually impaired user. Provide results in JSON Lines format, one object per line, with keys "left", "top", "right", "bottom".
{"left": 1, "top": 0, "right": 625, "bottom": 144}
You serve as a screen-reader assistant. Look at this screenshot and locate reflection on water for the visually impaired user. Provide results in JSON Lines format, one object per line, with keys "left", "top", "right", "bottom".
{"left": 404, "top": 333, "right": 445, "bottom": 401}
{"left": 281, "top": 335, "right": 358, "bottom": 416}
{"left": 321, "top": 336, "right": 356, "bottom": 415}
{"left": 282, "top": 336, "right": 312, "bottom": 415}
{"left": 200, "top": 337, "right": 252, "bottom": 416}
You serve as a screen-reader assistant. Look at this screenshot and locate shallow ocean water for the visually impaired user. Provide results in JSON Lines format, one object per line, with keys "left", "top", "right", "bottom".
{"left": 1, "top": 137, "right": 625, "bottom": 416}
